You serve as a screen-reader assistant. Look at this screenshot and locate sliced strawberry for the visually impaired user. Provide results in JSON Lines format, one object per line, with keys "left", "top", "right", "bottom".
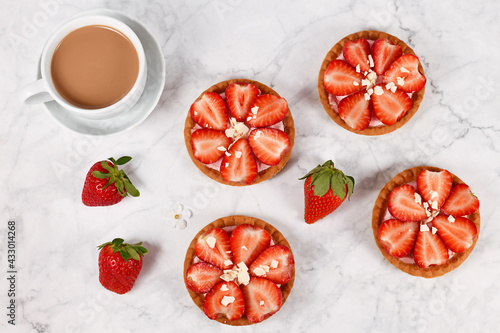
{"left": 230, "top": 224, "right": 271, "bottom": 267}
{"left": 371, "top": 84, "right": 412, "bottom": 125}
{"left": 203, "top": 281, "right": 245, "bottom": 321}
{"left": 371, "top": 38, "right": 403, "bottom": 75}
{"left": 416, "top": 169, "right": 453, "bottom": 209}
{"left": 190, "top": 92, "right": 228, "bottom": 131}
{"left": 338, "top": 90, "right": 372, "bottom": 130}
{"left": 378, "top": 219, "right": 419, "bottom": 258}
{"left": 241, "top": 277, "right": 282, "bottom": 323}
{"left": 432, "top": 215, "right": 477, "bottom": 253}
{"left": 388, "top": 184, "right": 427, "bottom": 222}
{"left": 246, "top": 94, "right": 288, "bottom": 128}
{"left": 413, "top": 228, "right": 449, "bottom": 268}
{"left": 249, "top": 245, "right": 294, "bottom": 284}
{"left": 323, "top": 60, "right": 364, "bottom": 96}
{"left": 225, "top": 83, "right": 260, "bottom": 122}
{"left": 220, "top": 138, "right": 258, "bottom": 185}
{"left": 185, "top": 262, "right": 223, "bottom": 294}
{"left": 191, "top": 129, "right": 232, "bottom": 164}
{"left": 442, "top": 184, "right": 480, "bottom": 216}
{"left": 247, "top": 128, "right": 291, "bottom": 166}
{"left": 383, "top": 54, "right": 426, "bottom": 93}
{"left": 342, "top": 38, "right": 371, "bottom": 72}
{"left": 195, "top": 228, "right": 233, "bottom": 270}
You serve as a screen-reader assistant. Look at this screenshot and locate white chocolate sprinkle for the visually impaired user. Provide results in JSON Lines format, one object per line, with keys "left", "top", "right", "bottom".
{"left": 367, "top": 71, "right": 377, "bottom": 81}
{"left": 225, "top": 128, "right": 236, "bottom": 137}
{"left": 414, "top": 193, "right": 422, "bottom": 205}
{"left": 206, "top": 236, "right": 216, "bottom": 249}
{"left": 221, "top": 296, "right": 235, "bottom": 306}
{"left": 374, "top": 85, "right": 384, "bottom": 95}
{"left": 385, "top": 82, "right": 397, "bottom": 93}
{"left": 237, "top": 268, "right": 250, "bottom": 285}
{"left": 234, "top": 122, "right": 249, "bottom": 134}
{"left": 253, "top": 267, "right": 267, "bottom": 276}
{"left": 368, "top": 54, "right": 374, "bottom": 68}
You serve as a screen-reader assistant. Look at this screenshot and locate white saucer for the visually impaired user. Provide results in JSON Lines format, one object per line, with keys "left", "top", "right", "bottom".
{"left": 37, "top": 9, "right": 165, "bottom": 136}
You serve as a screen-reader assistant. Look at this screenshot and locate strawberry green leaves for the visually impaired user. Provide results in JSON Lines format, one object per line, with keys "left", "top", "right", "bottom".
{"left": 299, "top": 160, "right": 354, "bottom": 200}
{"left": 91, "top": 156, "right": 140, "bottom": 198}
{"left": 97, "top": 238, "right": 148, "bottom": 261}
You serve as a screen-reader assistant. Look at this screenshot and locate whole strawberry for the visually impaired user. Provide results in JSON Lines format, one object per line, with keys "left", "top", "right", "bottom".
{"left": 82, "top": 156, "right": 139, "bottom": 206}
{"left": 98, "top": 238, "right": 148, "bottom": 294}
{"left": 299, "top": 160, "right": 354, "bottom": 224}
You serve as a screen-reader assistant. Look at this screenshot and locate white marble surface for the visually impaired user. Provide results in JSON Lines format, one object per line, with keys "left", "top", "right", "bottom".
{"left": 1, "top": 0, "right": 500, "bottom": 332}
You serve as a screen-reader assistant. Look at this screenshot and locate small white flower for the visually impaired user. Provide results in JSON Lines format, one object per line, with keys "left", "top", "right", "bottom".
{"left": 167, "top": 203, "right": 192, "bottom": 230}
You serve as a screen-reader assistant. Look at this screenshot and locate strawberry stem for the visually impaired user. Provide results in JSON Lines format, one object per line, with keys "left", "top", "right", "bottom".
{"left": 299, "top": 160, "right": 355, "bottom": 199}
{"left": 91, "top": 156, "right": 140, "bottom": 198}
{"left": 97, "top": 238, "right": 148, "bottom": 261}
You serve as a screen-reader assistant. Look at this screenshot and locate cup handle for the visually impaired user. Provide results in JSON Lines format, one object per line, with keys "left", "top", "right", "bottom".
{"left": 19, "top": 79, "right": 54, "bottom": 105}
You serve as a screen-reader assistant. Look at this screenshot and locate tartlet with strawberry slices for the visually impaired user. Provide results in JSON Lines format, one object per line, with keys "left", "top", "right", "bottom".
{"left": 184, "top": 79, "right": 295, "bottom": 186}
{"left": 183, "top": 215, "right": 295, "bottom": 325}
{"left": 318, "top": 30, "right": 426, "bottom": 135}
{"left": 372, "top": 166, "right": 480, "bottom": 278}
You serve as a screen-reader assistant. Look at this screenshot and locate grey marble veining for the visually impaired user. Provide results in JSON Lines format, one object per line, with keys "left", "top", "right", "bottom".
{"left": 1, "top": 0, "right": 500, "bottom": 332}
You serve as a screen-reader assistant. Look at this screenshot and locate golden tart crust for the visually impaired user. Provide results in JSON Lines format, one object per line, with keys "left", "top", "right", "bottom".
{"left": 372, "top": 166, "right": 480, "bottom": 278}
{"left": 184, "top": 79, "right": 295, "bottom": 186}
{"left": 318, "top": 30, "right": 426, "bottom": 136}
{"left": 183, "top": 215, "right": 295, "bottom": 325}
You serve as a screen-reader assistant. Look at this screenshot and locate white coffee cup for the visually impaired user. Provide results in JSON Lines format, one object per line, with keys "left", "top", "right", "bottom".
{"left": 20, "top": 15, "right": 147, "bottom": 120}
